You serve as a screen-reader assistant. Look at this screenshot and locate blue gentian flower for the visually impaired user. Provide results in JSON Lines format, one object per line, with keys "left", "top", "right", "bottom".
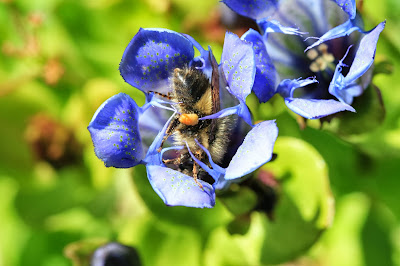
{"left": 88, "top": 28, "right": 278, "bottom": 208}
{"left": 223, "top": 0, "right": 385, "bottom": 119}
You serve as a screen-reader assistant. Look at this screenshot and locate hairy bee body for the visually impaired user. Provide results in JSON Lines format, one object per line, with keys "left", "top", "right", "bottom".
{"left": 161, "top": 67, "right": 235, "bottom": 181}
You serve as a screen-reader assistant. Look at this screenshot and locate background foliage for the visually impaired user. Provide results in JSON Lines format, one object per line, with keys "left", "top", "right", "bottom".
{"left": 0, "top": 0, "right": 398, "bottom": 265}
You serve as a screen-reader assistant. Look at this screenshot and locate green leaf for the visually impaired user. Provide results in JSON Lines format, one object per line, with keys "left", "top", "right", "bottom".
{"left": 332, "top": 84, "right": 386, "bottom": 136}
{"left": 226, "top": 214, "right": 252, "bottom": 235}
{"left": 0, "top": 81, "right": 61, "bottom": 178}
{"left": 300, "top": 127, "right": 362, "bottom": 195}
{"left": 373, "top": 60, "right": 394, "bottom": 76}
{"left": 361, "top": 203, "right": 397, "bottom": 266}
{"left": 313, "top": 193, "right": 370, "bottom": 266}
{"left": 0, "top": 177, "right": 30, "bottom": 266}
{"left": 14, "top": 168, "right": 95, "bottom": 228}
{"left": 20, "top": 231, "right": 78, "bottom": 266}
{"left": 202, "top": 137, "right": 334, "bottom": 265}
{"left": 218, "top": 186, "right": 258, "bottom": 216}
{"left": 203, "top": 213, "right": 265, "bottom": 266}
{"left": 258, "top": 137, "right": 334, "bottom": 264}
{"left": 129, "top": 217, "right": 202, "bottom": 266}
{"left": 64, "top": 238, "right": 108, "bottom": 266}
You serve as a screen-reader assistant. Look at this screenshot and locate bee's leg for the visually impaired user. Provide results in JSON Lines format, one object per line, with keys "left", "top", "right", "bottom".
{"left": 192, "top": 149, "right": 205, "bottom": 189}
{"left": 162, "top": 157, "right": 181, "bottom": 165}
{"left": 148, "top": 91, "right": 173, "bottom": 100}
{"left": 163, "top": 152, "right": 191, "bottom": 168}
{"left": 192, "top": 161, "right": 204, "bottom": 190}
{"left": 157, "top": 115, "right": 180, "bottom": 152}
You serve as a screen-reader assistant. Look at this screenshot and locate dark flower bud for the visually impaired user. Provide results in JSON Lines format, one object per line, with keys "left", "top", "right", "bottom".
{"left": 251, "top": 169, "right": 280, "bottom": 220}
{"left": 91, "top": 242, "right": 141, "bottom": 266}
{"left": 25, "top": 113, "right": 82, "bottom": 168}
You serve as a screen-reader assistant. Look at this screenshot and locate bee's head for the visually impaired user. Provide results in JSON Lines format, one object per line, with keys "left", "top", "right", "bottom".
{"left": 172, "top": 67, "right": 210, "bottom": 102}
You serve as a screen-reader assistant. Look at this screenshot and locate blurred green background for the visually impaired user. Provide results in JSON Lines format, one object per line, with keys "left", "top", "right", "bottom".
{"left": 0, "top": 0, "right": 399, "bottom": 265}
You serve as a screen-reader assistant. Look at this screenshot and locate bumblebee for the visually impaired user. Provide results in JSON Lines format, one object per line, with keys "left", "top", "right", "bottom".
{"left": 152, "top": 53, "right": 235, "bottom": 188}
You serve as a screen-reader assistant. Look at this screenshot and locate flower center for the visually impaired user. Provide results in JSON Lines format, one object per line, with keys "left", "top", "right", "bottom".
{"left": 306, "top": 44, "right": 335, "bottom": 73}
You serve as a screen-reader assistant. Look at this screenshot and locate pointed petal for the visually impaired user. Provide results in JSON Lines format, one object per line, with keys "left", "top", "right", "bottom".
{"left": 222, "top": 0, "right": 278, "bottom": 20}
{"left": 331, "top": 0, "right": 356, "bottom": 19}
{"left": 238, "top": 102, "right": 254, "bottom": 126}
{"left": 277, "top": 77, "right": 318, "bottom": 98}
{"left": 146, "top": 165, "right": 215, "bottom": 208}
{"left": 213, "top": 176, "right": 233, "bottom": 191}
{"left": 328, "top": 45, "right": 353, "bottom": 103}
{"left": 258, "top": 19, "right": 307, "bottom": 36}
{"left": 344, "top": 83, "right": 363, "bottom": 98}
{"left": 305, "top": 19, "right": 360, "bottom": 51}
{"left": 278, "top": 0, "right": 330, "bottom": 36}
{"left": 221, "top": 32, "right": 256, "bottom": 102}
{"left": 285, "top": 98, "right": 355, "bottom": 119}
{"left": 242, "top": 29, "right": 277, "bottom": 103}
{"left": 200, "top": 103, "right": 253, "bottom": 126}
{"left": 186, "top": 141, "right": 225, "bottom": 182}
{"left": 138, "top": 102, "right": 171, "bottom": 151}
{"left": 119, "top": 28, "right": 194, "bottom": 93}
{"left": 200, "top": 105, "right": 240, "bottom": 120}
{"left": 344, "top": 21, "right": 386, "bottom": 85}
{"left": 329, "top": 55, "right": 363, "bottom": 104}
{"left": 225, "top": 120, "right": 278, "bottom": 180}
{"left": 330, "top": 82, "right": 363, "bottom": 105}
{"left": 88, "top": 93, "right": 144, "bottom": 168}
{"left": 329, "top": 22, "right": 385, "bottom": 104}
{"left": 182, "top": 34, "right": 214, "bottom": 78}
{"left": 144, "top": 111, "right": 177, "bottom": 165}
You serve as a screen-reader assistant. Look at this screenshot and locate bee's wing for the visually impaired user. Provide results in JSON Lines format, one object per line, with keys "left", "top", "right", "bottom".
{"left": 209, "top": 50, "right": 220, "bottom": 144}
{"left": 210, "top": 50, "right": 220, "bottom": 114}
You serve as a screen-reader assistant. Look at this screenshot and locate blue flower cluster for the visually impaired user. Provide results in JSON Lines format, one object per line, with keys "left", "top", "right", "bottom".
{"left": 88, "top": 0, "right": 384, "bottom": 208}
{"left": 223, "top": 0, "right": 385, "bottom": 119}
{"left": 88, "top": 29, "right": 278, "bottom": 208}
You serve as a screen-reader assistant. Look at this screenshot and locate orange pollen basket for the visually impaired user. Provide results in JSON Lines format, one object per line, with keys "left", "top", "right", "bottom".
{"left": 179, "top": 113, "right": 199, "bottom": 126}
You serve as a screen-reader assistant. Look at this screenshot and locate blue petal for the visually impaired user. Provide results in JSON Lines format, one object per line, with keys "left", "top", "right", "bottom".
{"left": 225, "top": 120, "right": 278, "bottom": 180}
{"left": 119, "top": 28, "right": 195, "bottom": 93}
{"left": 213, "top": 176, "right": 233, "bottom": 191}
{"left": 146, "top": 165, "right": 216, "bottom": 208}
{"left": 328, "top": 45, "right": 352, "bottom": 103}
{"left": 222, "top": 0, "right": 278, "bottom": 20}
{"left": 277, "top": 77, "right": 318, "bottom": 98}
{"left": 238, "top": 102, "right": 254, "bottom": 126}
{"left": 305, "top": 19, "right": 360, "bottom": 51}
{"left": 289, "top": 0, "right": 329, "bottom": 35}
{"left": 143, "top": 113, "right": 216, "bottom": 208}
{"left": 200, "top": 103, "right": 253, "bottom": 126}
{"left": 330, "top": 82, "right": 363, "bottom": 105}
{"left": 344, "top": 21, "right": 386, "bottom": 85}
{"left": 221, "top": 32, "right": 256, "bottom": 102}
{"left": 284, "top": 98, "right": 355, "bottom": 119}
{"left": 328, "top": 69, "right": 361, "bottom": 104}
{"left": 258, "top": 19, "right": 307, "bottom": 36}
{"left": 182, "top": 34, "right": 214, "bottom": 79}
{"left": 186, "top": 141, "right": 225, "bottom": 182}
{"left": 138, "top": 102, "right": 171, "bottom": 151}
{"left": 200, "top": 105, "right": 240, "bottom": 121}
{"left": 242, "top": 29, "right": 277, "bottom": 103}
{"left": 331, "top": 0, "right": 356, "bottom": 19}
{"left": 88, "top": 93, "right": 144, "bottom": 168}
{"left": 144, "top": 111, "right": 177, "bottom": 165}
{"left": 329, "top": 21, "right": 385, "bottom": 104}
